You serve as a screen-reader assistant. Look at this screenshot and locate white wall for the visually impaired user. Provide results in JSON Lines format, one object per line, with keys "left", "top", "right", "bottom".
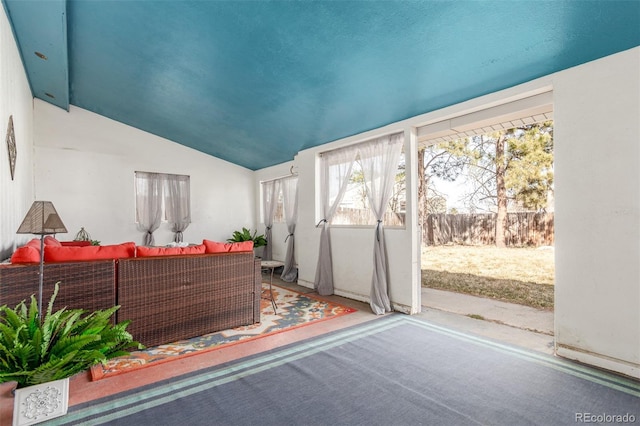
{"left": 33, "top": 101, "right": 256, "bottom": 246}
{"left": 0, "top": 7, "right": 35, "bottom": 259}
{"left": 553, "top": 48, "right": 639, "bottom": 378}
{"left": 257, "top": 47, "right": 640, "bottom": 378}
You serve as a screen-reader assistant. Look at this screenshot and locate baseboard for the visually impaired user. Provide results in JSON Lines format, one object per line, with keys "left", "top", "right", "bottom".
{"left": 297, "top": 279, "right": 414, "bottom": 314}
{"left": 556, "top": 345, "right": 640, "bottom": 380}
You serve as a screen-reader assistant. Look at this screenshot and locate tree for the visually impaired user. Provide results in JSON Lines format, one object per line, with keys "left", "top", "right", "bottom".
{"left": 349, "top": 165, "right": 369, "bottom": 209}
{"left": 495, "top": 133, "right": 508, "bottom": 248}
{"left": 505, "top": 122, "right": 554, "bottom": 211}
{"left": 461, "top": 122, "right": 554, "bottom": 246}
{"left": 418, "top": 141, "right": 467, "bottom": 243}
{"left": 420, "top": 122, "right": 553, "bottom": 247}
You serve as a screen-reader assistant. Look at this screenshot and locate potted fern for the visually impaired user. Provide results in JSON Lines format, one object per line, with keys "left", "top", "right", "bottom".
{"left": 0, "top": 283, "right": 142, "bottom": 425}
{"left": 227, "top": 227, "right": 267, "bottom": 258}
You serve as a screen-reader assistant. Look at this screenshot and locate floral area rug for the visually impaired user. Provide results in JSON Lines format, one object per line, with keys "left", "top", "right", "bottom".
{"left": 90, "top": 283, "right": 356, "bottom": 381}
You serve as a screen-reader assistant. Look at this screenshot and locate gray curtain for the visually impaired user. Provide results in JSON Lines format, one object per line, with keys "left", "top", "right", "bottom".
{"left": 135, "top": 172, "right": 163, "bottom": 246}
{"left": 165, "top": 174, "right": 191, "bottom": 243}
{"left": 359, "top": 133, "right": 404, "bottom": 314}
{"left": 280, "top": 176, "right": 298, "bottom": 282}
{"left": 314, "top": 146, "right": 358, "bottom": 295}
{"left": 261, "top": 180, "right": 280, "bottom": 261}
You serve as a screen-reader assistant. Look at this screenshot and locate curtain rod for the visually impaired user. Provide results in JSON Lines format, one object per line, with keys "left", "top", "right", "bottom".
{"left": 135, "top": 170, "right": 189, "bottom": 178}
{"left": 260, "top": 166, "right": 298, "bottom": 184}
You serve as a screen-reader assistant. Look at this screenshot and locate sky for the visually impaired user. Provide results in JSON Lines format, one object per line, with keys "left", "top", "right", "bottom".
{"left": 433, "top": 177, "right": 467, "bottom": 212}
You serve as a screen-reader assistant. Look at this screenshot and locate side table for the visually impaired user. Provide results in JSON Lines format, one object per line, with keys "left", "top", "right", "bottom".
{"left": 260, "top": 260, "right": 284, "bottom": 314}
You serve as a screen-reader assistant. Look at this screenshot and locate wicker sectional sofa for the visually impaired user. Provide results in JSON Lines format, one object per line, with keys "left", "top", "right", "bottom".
{"left": 117, "top": 253, "right": 261, "bottom": 347}
{"left": 0, "top": 251, "right": 262, "bottom": 348}
{"left": 0, "top": 260, "right": 117, "bottom": 313}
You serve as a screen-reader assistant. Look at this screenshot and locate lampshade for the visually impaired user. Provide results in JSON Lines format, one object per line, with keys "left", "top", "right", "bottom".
{"left": 17, "top": 201, "right": 68, "bottom": 235}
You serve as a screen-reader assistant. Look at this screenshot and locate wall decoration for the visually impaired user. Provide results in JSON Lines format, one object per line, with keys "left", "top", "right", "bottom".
{"left": 6, "top": 115, "right": 16, "bottom": 180}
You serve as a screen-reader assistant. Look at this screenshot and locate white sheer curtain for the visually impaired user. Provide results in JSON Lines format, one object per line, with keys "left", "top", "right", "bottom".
{"left": 261, "top": 180, "right": 280, "bottom": 261}
{"left": 135, "top": 172, "right": 163, "bottom": 246}
{"left": 359, "top": 133, "right": 404, "bottom": 314}
{"left": 280, "top": 176, "right": 298, "bottom": 282}
{"left": 164, "top": 174, "right": 191, "bottom": 243}
{"left": 314, "top": 145, "right": 358, "bottom": 295}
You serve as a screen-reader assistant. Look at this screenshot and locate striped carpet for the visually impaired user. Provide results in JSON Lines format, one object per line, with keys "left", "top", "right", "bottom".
{"left": 56, "top": 315, "right": 639, "bottom": 425}
{"left": 91, "top": 283, "right": 356, "bottom": 380}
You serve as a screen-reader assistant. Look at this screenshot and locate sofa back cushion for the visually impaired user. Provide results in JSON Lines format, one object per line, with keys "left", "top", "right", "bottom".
{"left": 136, "top": 244, "right": 206, "bottom": 257}
{"left": 44, "top": 242, "right": 136, "bottom": 262}
{"left": 203, "top": 239, "right": 254, "bottom": 254}
{"left": 44, "top": 236, "right": 62, "bottom": 246}
{"left": 60, "top": 240, "right": 92, "bottom": 247}
{"left": 10, "top": 238, "right": 42, "bottom": 263}
{"left": 45, "top": 236, "right": 92, "bottom": 247}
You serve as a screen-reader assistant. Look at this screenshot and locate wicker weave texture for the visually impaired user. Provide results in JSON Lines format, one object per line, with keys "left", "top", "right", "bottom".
{"left": 0, "top": 261, "right": 116, "bottom": 313}
{"left": 117, "top": 252, "right": 261, "bottom": 347}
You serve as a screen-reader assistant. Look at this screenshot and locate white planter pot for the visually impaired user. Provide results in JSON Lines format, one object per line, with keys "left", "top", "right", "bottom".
{"left": 13, "top": 378, "right": 69, "bottom": 426}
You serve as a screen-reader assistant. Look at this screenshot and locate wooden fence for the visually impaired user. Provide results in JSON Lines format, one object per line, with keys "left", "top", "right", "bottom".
{"left": 423, "top": 213, "right": 554, "bottom": 247}
{"left": 332, "top": 206, "right": 405, "bottom": 227}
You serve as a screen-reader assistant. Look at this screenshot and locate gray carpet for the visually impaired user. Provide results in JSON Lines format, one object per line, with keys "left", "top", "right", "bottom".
{"left": 50, "top": 315, "right": 639, "bottom": 425}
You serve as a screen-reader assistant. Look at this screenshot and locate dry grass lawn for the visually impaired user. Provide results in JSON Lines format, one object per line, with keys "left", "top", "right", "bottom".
{"left": 421, "top": 245, "right": 555, "bottom": 309}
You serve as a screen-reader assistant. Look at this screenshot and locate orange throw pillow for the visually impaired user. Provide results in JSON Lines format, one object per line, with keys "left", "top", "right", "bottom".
{"left": 10, "top": 238, "right": 41, "bottom": 263}
{"left": 44, "top": 242, "right": 136, "bottom": 262}
{"left": 202, "top": 239, "right": 253, "bottom": 253}
{"left": 136, "top": 244, "right": 206, "bottom": 257}
{"left": 44, "top": 236, "right": 62, "bottom": 246}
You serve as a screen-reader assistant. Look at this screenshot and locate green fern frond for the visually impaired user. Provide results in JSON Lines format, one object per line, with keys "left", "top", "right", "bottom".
{"left": 0, "top": 282, "right": 141, "bottom": 388}
{"left": 1, "top": 304, "right": 26, "bottom": 329}
{"left": 29, "top": 351, "right": 79, "bottom": 385}
{"left": 0, "top": 341, "right": 19, "bottom": 368}
{"left": 50, "top": 334, "right": 101, "bottom": 357}
{"left": 45, "top": 283, "right": 61, "bottom": 318}
{"left": 58, "top": 310, "right": 84, "bottom": 337}
{"left": 0, "top": 370, "right": 30, "bottom": 383}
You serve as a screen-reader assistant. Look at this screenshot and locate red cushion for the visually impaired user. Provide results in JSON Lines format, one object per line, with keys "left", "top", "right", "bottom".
{"left": 136, "top": 244, "right": 206, "bottom": 257}
{"left": 10, "top": 239, "right": 42, "bottom": 263}
{"left": 44, "top": 236, "right": 62, "bottom": 246}
{"left": 203, "top": 239, "right": 253, "bottom": 254}
{"left": 44, "top": 242, "right": 136, "bottom": 262}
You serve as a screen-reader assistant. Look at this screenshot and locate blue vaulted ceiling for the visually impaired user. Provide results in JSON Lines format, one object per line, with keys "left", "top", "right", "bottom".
{"left": 3, "top": 1, "right": 639, "bottom": 170}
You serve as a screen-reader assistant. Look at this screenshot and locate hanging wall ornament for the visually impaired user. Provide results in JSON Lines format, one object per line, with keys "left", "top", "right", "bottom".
{"left": 6, "top": 115, "right": 16, "bottom": 180}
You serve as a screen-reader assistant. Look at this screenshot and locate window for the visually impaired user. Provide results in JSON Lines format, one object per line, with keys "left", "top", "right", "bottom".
{"left": 319, "top": 133, "right": 406, "bottom": 227}
{"left": 273, "top": 190, "right": 285, "bottom": 223}
{"left": 330, "top": 152, "right": 405, "bottom": 226}
{"left": 135, "top": 172, "right": 190, "bottom": 222}
{"left": 134, "top": 171, "right": 191, "bottom": 243}
{"left": 261, "top": 176, "right": 295, "bottom": 224}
